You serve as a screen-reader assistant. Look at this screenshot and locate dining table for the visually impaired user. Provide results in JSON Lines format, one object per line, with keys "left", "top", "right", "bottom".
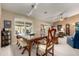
{"left": 17, "top": 34, "right": 47, "bottom": 56}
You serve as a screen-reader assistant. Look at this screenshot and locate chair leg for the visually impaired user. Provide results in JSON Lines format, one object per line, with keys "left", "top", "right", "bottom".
{"left": 36, "top": 43, "right": 39, "bottom": 56}
{"left": 52, "top": 47, "right": 54, "bottom": 56}
{"left": 19, "top": 46, "right": 22, "bottom": 49}
{"left": 46, "top": 50, "right": 47, "bottom": 56}
{"left": 36, "top": 46, "right": 39, "bottom": 56}
{"left": 36, "top": 52, "right": 40, "bottom": 56}
{"left": 21, "top": 47, "right": 26, "bottom": 54}
{"left": 16, "top": 40, "right": 19, "bottom": 45}
{"left": 18, "top": 44, "right": 20, "bottom": 47}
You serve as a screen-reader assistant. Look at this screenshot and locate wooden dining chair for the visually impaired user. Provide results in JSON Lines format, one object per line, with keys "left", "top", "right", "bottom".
{"left": 16, "top": 36, "right": 28, "bottom": 54}
{"left": 36, "top": 28, "right": 56, "bottom": 56}
{"left": 19, "top": 38, "right": 28, "bottom": 49}
{"left": 51, "top": 29, "right": 58, "bottom": 44}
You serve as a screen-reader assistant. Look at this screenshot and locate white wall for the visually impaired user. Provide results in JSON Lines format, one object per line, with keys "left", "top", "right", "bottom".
{"left": 0, "top": 4, "right": 2, "bottom": 47}
{"left": 33, "top": 19, "right": 51, "bottom": 37}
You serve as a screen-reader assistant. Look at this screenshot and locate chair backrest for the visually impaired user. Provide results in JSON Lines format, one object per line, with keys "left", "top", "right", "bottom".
{"left": 47, "top": 28, "right": 56, "bottom": 46}
{"left": 16, "top": 35, "right": 21, "bottom": 39}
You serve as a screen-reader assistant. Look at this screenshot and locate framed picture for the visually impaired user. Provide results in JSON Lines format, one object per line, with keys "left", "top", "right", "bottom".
{"left": 57, "top": 25, "right": 62, "bottom": 31}
{"left": 4, "top": 20, "right": 11, "bottom": 28}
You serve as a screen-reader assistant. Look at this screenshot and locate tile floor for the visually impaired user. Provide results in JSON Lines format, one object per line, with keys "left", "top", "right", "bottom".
{"left": 0, "top": 36, "right": 79, "bottom": 56}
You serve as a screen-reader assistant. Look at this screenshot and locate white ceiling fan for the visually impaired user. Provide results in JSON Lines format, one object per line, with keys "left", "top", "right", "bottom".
{"left": 46, "top": 11, "right": 67, "bottom": 21}
{"left": 27, "top": 3, "right": 38, "bottom": 16}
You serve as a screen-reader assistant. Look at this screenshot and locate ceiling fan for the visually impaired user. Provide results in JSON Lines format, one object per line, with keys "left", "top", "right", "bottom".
{"left": 46, "top": 11, "right": 66, "bottom": 21}
{"left": 27, "top": 3, "right": 38, "bottom": 16}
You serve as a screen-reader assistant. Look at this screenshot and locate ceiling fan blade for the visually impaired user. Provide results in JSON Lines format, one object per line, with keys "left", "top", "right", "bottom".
{"left": 27, "top": 3, "right": 38, "bottom": 16}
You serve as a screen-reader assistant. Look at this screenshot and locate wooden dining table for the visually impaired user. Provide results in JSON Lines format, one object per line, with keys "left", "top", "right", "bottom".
{"left": 17, "top": 35, "right": 47, "bottom": 56}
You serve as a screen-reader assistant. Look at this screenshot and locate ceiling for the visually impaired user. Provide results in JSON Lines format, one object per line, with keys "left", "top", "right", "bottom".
{"left": 2, "top": 3, "right": 79, "bottom": 23}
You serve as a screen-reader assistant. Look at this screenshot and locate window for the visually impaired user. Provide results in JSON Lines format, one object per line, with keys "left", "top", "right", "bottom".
{"left": 14, "top": 21, "right": 33, "bottom": 35}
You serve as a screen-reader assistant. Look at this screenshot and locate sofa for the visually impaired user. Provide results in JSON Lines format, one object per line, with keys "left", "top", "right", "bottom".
{"left": 67, "top": 30, "right": 79, "bottom": 49}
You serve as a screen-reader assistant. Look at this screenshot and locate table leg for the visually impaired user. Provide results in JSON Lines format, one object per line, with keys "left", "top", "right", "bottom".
{"left": 28, "top": 42, "right": 32, "bottom": 56}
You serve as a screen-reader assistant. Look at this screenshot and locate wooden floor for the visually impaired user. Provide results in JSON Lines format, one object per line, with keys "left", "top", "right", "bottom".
{"left": 0, "top": 36, "right": 79, "bottom": 56}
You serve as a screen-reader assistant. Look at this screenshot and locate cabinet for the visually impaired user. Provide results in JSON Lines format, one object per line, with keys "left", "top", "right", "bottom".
{"left": 1, "top": 30, "right": 11, "bottom": 47}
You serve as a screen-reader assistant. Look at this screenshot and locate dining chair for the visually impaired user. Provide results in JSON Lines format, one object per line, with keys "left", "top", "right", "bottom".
{"left": 36, "top": 28, "right": 56, "bottom": 56}
{"left": 16, "top": 36, "right": 28, "bottom": 54}
{"left": 18, "top": 38, "right": 27, "bottom": 49}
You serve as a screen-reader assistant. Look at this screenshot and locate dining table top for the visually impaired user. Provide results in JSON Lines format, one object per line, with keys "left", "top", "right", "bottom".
{"left": 17, "top": 34, "right": 47, "bottom": 42}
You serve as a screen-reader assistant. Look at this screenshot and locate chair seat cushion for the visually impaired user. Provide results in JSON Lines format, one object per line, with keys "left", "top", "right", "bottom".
{"left": 38, "top": 44, "right": 53, "bottom": 53}
{"left": 19, "top": 38, "right": 27, "bottom": 47}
